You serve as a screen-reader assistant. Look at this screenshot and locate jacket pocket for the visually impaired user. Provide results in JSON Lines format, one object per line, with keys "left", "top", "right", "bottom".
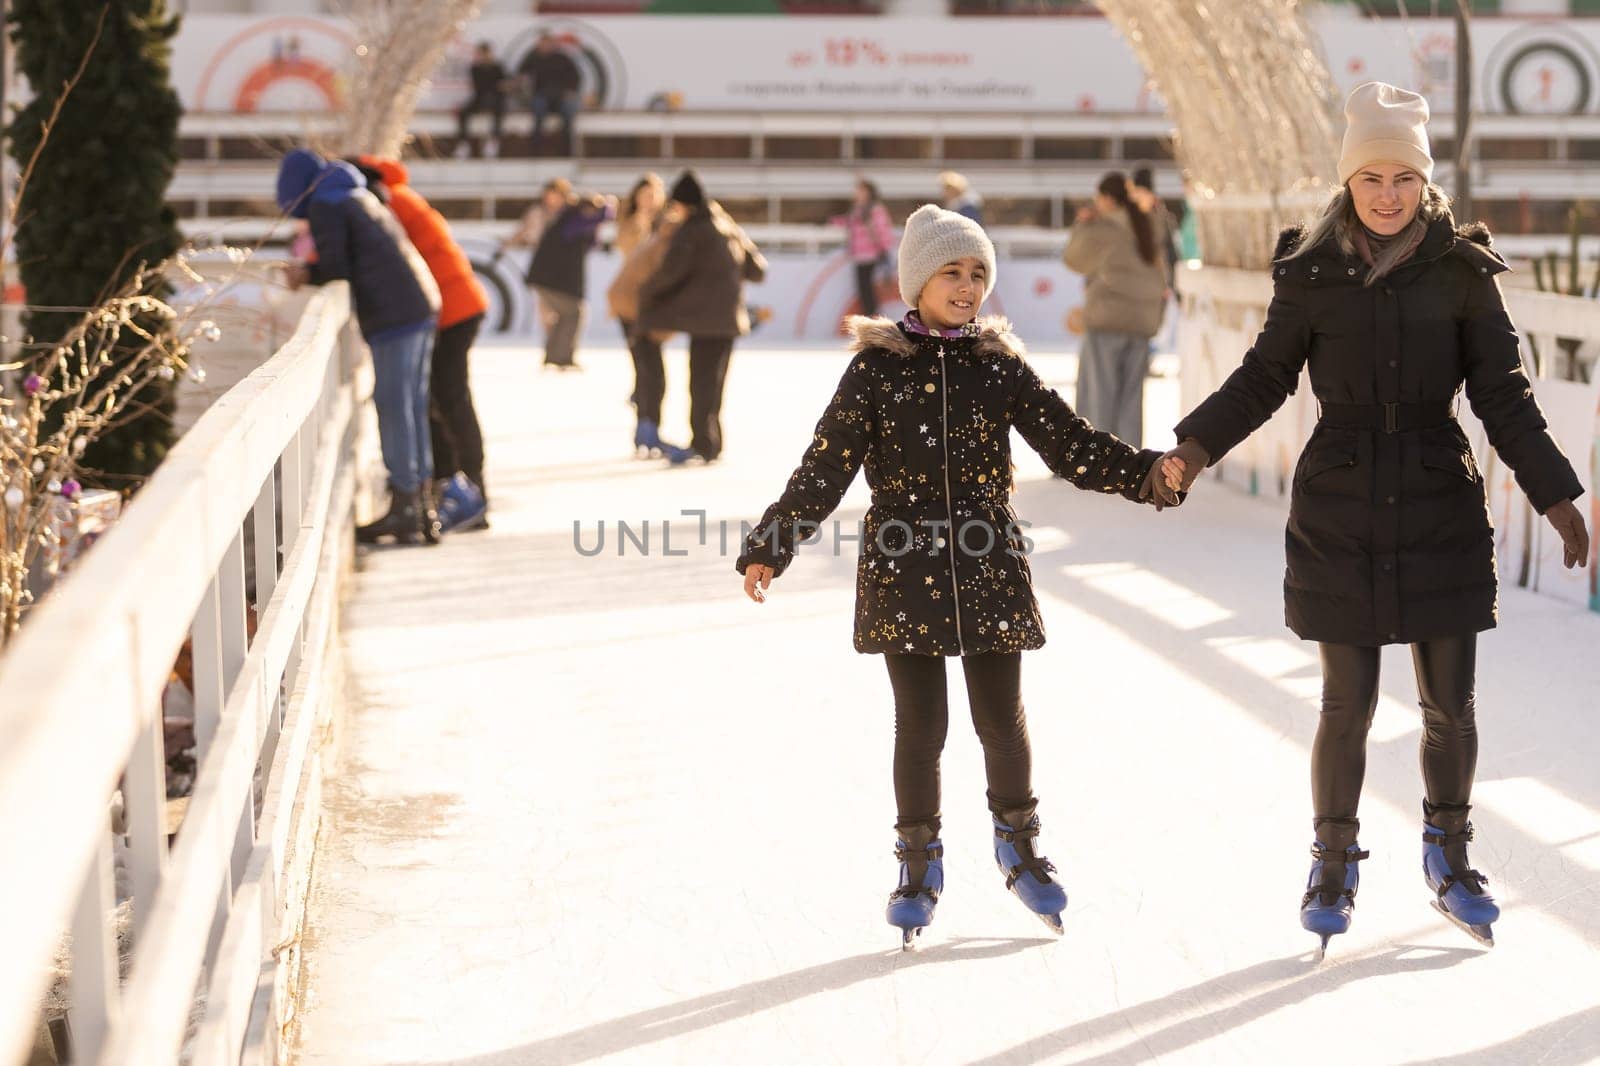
{"left": 1420, "top": 431, "right": 1480, "bottom": 484}
{"left": 1296, "top": 433, "right": 1359, "bottom": 486}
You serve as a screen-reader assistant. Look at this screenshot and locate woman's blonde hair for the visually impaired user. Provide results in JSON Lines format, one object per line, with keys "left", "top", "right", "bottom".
{"left": 1286, "top": 180, "right": 1453, "bottom": 286}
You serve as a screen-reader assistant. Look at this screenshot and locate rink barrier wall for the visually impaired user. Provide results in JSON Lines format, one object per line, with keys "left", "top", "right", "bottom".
{"left": 1178, "top": 266, "right": 1600, "bottom": 612}
{"left": 0, "top": 285, "right": 363, "bottom": 1065}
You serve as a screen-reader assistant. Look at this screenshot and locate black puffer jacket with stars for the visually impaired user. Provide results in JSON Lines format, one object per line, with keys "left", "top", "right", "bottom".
{"left": 736, "top": 315, "right": 1163, "bottom": 656}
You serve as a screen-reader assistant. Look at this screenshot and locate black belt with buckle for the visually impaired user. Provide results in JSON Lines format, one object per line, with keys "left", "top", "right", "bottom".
{"left": 1317, "top": 400, "right": 1455, "bottom": 434}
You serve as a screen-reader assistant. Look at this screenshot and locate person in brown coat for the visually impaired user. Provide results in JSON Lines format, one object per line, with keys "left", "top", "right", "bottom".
{"left": 1063, "top": 171, "right": 1169, "bottom": 448}
{"left": 637, "top": 170, "right": 767, "bottom": 464}
{"left": 607, "top": 172, "right": 690, "bottom": 460}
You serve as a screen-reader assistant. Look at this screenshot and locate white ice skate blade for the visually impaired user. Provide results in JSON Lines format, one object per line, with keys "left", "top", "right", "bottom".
{"left": 1430, "top": 899, "right": 1495, "bottom": 947}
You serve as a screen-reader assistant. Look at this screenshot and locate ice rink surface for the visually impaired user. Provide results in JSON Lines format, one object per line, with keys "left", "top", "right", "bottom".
{"left": 294, "top": 340, "right": 1600, "bottom": 1066}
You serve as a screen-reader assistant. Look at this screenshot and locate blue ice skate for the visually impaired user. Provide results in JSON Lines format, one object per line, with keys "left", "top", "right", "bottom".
{"left": 1422, "top": 804, "right": 1499, "bottom": 947}
{"left": 1300, "top": 819, "right": 1368, "bottom": 961}
{"left": 992, "top": 805, "right": 1067, "bottom": 934}
{"left": 633, "top": 419, "right": 691, "bottom": 463}
{"left": 436, "top": 473, "right": 488, "bottom": 534}
{"left": 886, "top": 824, "right": 944, "bottom": 950}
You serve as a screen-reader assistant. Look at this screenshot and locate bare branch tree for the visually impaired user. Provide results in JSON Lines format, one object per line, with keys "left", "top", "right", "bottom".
{"left": 1095, "top": 0, "right": 1342, "bottom": 268}
{"left": 341, "top": 0, "right": 487, "bottom": 157}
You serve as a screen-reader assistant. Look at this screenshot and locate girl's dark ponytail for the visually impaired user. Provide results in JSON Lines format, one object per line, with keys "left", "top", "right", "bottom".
{"left": 1098, "top": 171, "right": 1157, "bottom": 266}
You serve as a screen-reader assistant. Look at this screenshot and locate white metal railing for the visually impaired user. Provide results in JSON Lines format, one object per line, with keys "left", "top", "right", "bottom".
{"left": 1178, "top": 264, "right": 1600, "bottom": 610}
{"left": 0, "top": 283, "right": 361, "bottom": 1065}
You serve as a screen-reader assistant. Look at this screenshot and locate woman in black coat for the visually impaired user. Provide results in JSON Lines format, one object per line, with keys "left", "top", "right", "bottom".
{"left": 737, "top": 204, "right": 1176, "bottom": 946}
{"left": 1161, "top": 83, "right": 1590, "bottom": 953}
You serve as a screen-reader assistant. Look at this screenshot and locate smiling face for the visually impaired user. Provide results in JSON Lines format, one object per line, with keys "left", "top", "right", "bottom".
{"left": 917, "top": 257, "right": 987, "bottom": 330}
{"left": 1349, "top": 163, "right": 1423, "bottom": 236}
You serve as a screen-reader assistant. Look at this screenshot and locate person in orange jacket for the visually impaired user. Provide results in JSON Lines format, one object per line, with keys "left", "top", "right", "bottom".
{"left": 354, "top": 156, "right": 492, "bottom": 531}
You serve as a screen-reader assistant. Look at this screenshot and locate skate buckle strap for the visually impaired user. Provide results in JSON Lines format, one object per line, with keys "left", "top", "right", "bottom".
{"left": 995, "top": 825, "right": 1039, "bottom": 845}
{"left": 1423, "top": 823, "right": 1475, "bottom": 847}
{"left": 890, "top": 883, "right": 941, "bottom": 903}
{"left": 1434, "top": 869, "right": 1489, "bottom": 898}
{"left": 1302, "top": 884, "right": 1358, "bottom": 907}
{"left": 1004, "top": 857, "right": 1057, "bottom": 890}
{"left": 895, "top": 843, "right": 944, "bottom": 862}
{"left": 1309, "top": 843, "right": 1370, "bottom": 863}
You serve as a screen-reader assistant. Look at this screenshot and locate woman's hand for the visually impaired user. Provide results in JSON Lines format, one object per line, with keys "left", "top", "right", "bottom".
{"left": 1545, "top": 499, "right": 1591, "bottom": 569}
{"left": 743, "top": 563, "right": 775, "bottom": 603}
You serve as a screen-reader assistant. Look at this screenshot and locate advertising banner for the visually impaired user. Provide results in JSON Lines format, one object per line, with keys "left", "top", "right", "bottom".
{"left": 168, "top": 13, "right": 1600, "bottom": 116}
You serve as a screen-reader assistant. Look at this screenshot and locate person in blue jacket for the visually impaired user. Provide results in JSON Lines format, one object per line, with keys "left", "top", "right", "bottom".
{"left": 276, "top": 148, "right": 443, "bottom": 545}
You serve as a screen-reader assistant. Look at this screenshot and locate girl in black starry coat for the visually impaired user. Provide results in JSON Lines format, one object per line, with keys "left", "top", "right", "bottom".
{"left": 735, "top": 204, "right": 1178, "bottom": 943}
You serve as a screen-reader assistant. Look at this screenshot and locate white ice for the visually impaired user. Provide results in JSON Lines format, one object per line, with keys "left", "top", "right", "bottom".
{"left": 295, "top": 341, "right": 1600, "bottom": 1066}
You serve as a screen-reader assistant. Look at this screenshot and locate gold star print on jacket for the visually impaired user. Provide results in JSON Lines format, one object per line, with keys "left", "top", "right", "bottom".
{"left": 737, "top": 315, "right": 1164, "bottom": 656}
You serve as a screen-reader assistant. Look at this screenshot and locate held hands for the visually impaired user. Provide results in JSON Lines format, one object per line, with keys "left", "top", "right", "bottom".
{"left": 743, "top": 563, "right": 774, "bottom": 603}
{"left": 1137, "top": 464, "right": 1182, "bottom": 511}
{"left": 1545, "top": 499, "right": 1591, "bottom": 570}
{"left": 1159, "top": 438, "right": 1212, "bottom": 495}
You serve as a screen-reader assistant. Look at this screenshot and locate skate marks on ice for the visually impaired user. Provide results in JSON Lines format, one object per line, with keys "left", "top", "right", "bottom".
{"left": 962, "top": 941, "right": 1477, "bottom": 1066}
{"left": 379, "top": 936, "right": 1053, "bottom": 1066}
{"left": 1011, "top": 483, "right": 1600, "bottom": 949}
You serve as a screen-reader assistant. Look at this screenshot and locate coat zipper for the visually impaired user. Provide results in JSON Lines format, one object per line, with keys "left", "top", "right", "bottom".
{"left": 937, "top": 345, "right": 967, "bottom": 656}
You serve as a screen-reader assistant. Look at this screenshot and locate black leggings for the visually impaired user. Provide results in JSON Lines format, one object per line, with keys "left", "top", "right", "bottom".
{"left": 854, "top": 261, "right": 879, "bottom": 318}
{"left": 1313, "top": 635, "right": 1478, "bottom": 820}
{"left": 885, "top": 652, "right": 1034, "bottom": 831}
{"left": 428, "top": 314, "right": 487, "bottom": 498}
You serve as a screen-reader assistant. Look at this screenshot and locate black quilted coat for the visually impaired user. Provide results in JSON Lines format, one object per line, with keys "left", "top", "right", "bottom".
{"left": 1175, "top": 218, "right": 1583, "bottom": 646}
{"left": 737, "top": 316, "right": 1163, "bottom": 656}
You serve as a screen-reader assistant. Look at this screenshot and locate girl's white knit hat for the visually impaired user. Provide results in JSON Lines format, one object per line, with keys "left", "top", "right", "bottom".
{"left": 897, "top": 204, "right": 997, "bottom": 308}
{"left": 1337, "top": 81, "right": 1434, "bottom": 186}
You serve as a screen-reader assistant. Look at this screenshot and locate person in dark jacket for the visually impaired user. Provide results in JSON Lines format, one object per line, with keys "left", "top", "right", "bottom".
{"left": 636, "top": 171, "right": 766, "bottom": 464}
{"left": 276, "top": 148, "right": 443, "bottom": 545}
{"left": 1132, "top": 166, "right": 1182, "bottom": 294}
{"left": 524, "top": 178, "right": 615, "bottom": 371}
{"left": 516, "top": 32, "right": 582, "bottom": 157}
{"left": 455, "top": 42, "right": 507, "bottom": 157}
{"left": 736, "top": 203, "right": 1177, "bottom": 945}
{"left": 1159, "top": 83, "right": 1591, "bottom": 951}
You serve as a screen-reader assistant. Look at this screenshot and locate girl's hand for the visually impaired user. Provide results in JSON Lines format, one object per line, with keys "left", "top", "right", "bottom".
{"left": 1162, "top": 457, "right": 1186, "bottom": 493}
{"left": 1159, "top": 439, "right": 1210, "bottom": 493}
{"left": 743, "top": 564, "right": 775, "bottom": 603}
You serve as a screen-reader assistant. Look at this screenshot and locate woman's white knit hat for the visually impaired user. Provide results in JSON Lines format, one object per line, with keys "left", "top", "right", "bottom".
{"left": 1338, "top": 81, "right": 1434, "bottom": 186}
{"left": 897, "top": 204, "right": 997, "bottom": 308}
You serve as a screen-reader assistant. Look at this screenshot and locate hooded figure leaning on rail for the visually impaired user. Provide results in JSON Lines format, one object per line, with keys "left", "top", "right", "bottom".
{"left": 275, "top": 148, "right": 444, "bottom": 546}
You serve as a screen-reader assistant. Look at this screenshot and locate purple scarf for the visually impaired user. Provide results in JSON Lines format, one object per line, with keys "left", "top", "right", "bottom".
{"left": 901, "top": 310, "right": 981, "bottom": 340}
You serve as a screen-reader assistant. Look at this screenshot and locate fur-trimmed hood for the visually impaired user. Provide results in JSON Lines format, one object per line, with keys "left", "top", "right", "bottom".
{"left": 843, "top": 314, "right": 1026, "bottom": 360}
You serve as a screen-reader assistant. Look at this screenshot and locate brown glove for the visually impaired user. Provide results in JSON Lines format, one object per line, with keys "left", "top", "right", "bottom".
{"left": 1159, "top": 438, "right": 1212, "bottom": 494}
{"left": 1545, "top": 499, "right": 1591, "bottom": 569}
{"left": 1137, "top": 462, "right": 1181, "bottom": 511}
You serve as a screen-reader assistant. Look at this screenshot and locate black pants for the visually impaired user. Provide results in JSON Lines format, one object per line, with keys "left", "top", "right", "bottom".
{"left": 1313, "top": 635, "right": 1478, "bottom": 820}
{"left": 687, "top": 335, "right": 734, "bottom": 461}
{"left": 854, "top": 261, "right": 879, "bottom": 318}
{"left": 428, "top": 314, "right": 487, "bottom": 498}
{"left": 885, "top": 652, "right": 1034, "bottom": 832}
{"left": 622, "top": 318, "right": 665, "bottom": 425}
{"left": 457, "top": 92, "right": 505, "bottom": 139}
